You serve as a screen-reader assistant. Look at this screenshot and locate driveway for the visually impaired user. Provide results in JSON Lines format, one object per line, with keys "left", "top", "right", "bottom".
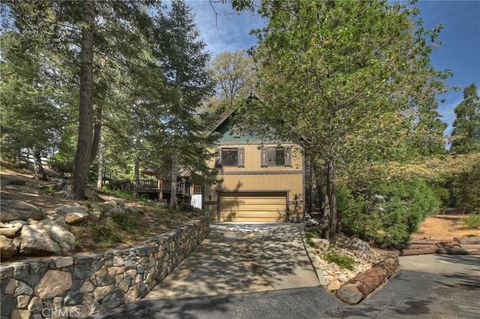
{"left": 98, "top": 254, "right": 480, "bottom": 319}
{"left": 144, "top": 223, "right": 319, "bottom": 300}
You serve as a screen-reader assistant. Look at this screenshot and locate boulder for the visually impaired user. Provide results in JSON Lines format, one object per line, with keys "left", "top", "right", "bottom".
{"left": 65, "top": 211, "right": 89, "bottom": 224}
{"left": 34, "top": 270, "right": 72, "bottom": 299}
{"left": 0, "top": 235, "right": 16, "bottom": 259}
{"left": 20, "top": 219, "right": 76, "bottom": 255}
{"left": 0, "top": 222, "right": 24, "bottom": 238}
{"left": 0, "top": 200, "right": 43, "bottom": 222}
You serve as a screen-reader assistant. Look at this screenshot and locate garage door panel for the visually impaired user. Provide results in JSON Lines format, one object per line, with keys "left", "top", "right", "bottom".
{"left": 219, "top": 192, "right": 287, "bottom": 222}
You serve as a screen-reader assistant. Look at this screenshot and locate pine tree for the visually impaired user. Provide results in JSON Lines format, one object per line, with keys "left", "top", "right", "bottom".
{"left": 152, "top": 0, "right": 215, "bottom": 209}
{"left": 451, "top": 84, "right": 480, "bottom": 154}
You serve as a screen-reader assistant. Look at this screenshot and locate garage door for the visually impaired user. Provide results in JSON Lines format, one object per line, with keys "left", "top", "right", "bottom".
{"left": 219, "top": 192, "right": 287, "bottom": 222}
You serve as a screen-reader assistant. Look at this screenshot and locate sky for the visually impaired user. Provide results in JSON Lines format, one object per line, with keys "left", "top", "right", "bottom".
{"left": 188, "top": 0, "right": 480, "bottom": 135}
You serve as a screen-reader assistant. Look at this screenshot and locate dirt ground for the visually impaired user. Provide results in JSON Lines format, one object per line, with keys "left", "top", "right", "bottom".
{"left": 1, "top": 163, "right": 198, "bottom": 255}
{"left": 410, "top": 214, "right": 480, "bottom": 242}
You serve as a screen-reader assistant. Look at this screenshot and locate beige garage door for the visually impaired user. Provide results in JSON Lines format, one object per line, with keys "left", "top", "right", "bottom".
{"left": 219, "top": 192, "right": 287, "bottom": 222}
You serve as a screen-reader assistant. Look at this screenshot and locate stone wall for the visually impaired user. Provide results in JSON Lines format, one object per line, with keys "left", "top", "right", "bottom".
{"left": 0, "top": 217, "right": 209, "bottom": 318}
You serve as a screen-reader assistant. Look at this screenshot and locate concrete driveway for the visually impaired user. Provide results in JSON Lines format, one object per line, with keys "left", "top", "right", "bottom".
{"left": 98, "top": 254, "right": 480, "bottom": 319}
{"left": 144, "top": 223, "right": 319, "bottom": 300}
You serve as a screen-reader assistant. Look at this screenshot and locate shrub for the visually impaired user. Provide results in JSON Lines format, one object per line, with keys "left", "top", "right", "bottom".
{"left": 323, "top": 251, "right": 356, "bottom": 270}
{"left": 463, "top": 214, "right": 480, "bottom": 229}
{"left": 339, "top": 178, "right": 441, "bottom": 246}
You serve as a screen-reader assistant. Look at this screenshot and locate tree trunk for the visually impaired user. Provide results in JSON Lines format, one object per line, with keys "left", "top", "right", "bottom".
{"left": 96, "top": 143, "right": 104, "bottom": 190}
{"left": 32, "top": 148, "right": 48, "bottom": 181}
{"left": 325, "top": 159, "right": 338, "bottom": 242}
{"left": 72, "top": 0, "right": 95, "bottom": 200}
{"left": 90, "top": 105, "right": 102, "bottom": 166}
{"left": 133, "top": 158, "right": 140, "bottom": 198}
{"left": 170, "top": 153, "right": 178, "bottom": 210}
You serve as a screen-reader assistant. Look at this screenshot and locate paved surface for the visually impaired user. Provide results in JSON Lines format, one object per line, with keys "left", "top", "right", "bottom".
{"left": 98, "top": 241, "right": 480, "bottom": 319}
{"left": 144, "top": 223, "right": 319, "bottom": 299}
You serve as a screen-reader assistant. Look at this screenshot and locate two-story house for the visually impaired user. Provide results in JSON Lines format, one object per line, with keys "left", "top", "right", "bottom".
{"left": 196, "top": 112, "right": 305, "bottom": 223}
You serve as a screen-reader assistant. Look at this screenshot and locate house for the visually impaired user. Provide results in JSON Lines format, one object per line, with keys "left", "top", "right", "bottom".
{"left": 194, "top": 111, "right": 305, "bottom": 223}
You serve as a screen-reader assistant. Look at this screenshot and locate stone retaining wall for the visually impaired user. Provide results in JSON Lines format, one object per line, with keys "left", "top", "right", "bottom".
{"left": 0, "top": 217, "right": 209, "bottom": 318}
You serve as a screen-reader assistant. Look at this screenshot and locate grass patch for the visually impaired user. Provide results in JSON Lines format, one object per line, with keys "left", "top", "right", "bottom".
{"left": 305, "top": 228, "right": 322, "bottom": 247}
{"left": 323, "top": 251, "right": 356, "bottom": 270}
{"left": 463, "top": 214, "right": 480, "bottom": 229}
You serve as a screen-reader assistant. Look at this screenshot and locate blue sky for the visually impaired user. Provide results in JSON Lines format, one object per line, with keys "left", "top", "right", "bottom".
{"left": 189, "top": 0, "right": 480, "bottom": 135}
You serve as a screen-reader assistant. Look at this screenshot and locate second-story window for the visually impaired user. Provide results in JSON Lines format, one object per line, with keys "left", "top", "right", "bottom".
{"left": 218, "top": 148, "right": 245, "bottom": 167}
{"left": 262, "top": 147, "right": 292, "bottom": 167}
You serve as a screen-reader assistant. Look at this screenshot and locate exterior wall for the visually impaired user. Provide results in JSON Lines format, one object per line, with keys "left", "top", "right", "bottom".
{"left": 0, "top": 217, "right": 209, "bottom": 318}
{"left": 205, "top": 144, "right": 304, "bottom": 221}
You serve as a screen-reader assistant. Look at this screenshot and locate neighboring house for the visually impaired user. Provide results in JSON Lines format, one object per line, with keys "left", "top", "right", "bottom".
{"left": 194, "top": 111, "right": 304, "bottom": 223}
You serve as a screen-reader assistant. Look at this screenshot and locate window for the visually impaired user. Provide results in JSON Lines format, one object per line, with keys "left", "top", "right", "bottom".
{"left": 262, "top": 147, "right": 291, "bottom": 167}
{"left": 219, "top": 148, "right": 245, "bottom": 167}
{"left": 193, "top": 184, "right": 202, "bottom": 194}
{"left": 221, "top": 148, "right": 239, "bottom": 166}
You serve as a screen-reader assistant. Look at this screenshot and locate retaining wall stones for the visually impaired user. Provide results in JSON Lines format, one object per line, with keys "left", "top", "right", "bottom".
{"left": 0, "top": 217, "right": 209, "bottom": 318}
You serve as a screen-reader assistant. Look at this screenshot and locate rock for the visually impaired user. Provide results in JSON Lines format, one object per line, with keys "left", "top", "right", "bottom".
{"left": 0, "top": 235, "right": 16, "bottom": 258}
{"left": 327, "top": 279, "right": 341, "bottom": 291}
{"left": 35, "top": 270, "right": 72, "bottom": 299}
{"left": 55, "top": 205, "right": 89, "bottom": 224}
{"left": 14, "top": 281, "right": 33, "bottom": 296}
{"left": 0, "top": 200, "right": 43, "bottom": 222}
{"left": 94, "top": 285, "right": 114, "bottom": 301}
{"left": 336, "top": 282, "right": 364, "bottom": 304}
{"left": 28, "top": 296, "right": 43, "bottom": 313}
{"left": 102, "top": 288, "right": 124, "bottom": 309}
{"left": 20, "top": 219, "right": 76, "bottom": 255}
{"left": 0, "top": 222, "right": 24, "bottom": 238}
{"left": 4, "top": 278, "right": 18, "bottom": 294}
{"left": 55, "top": 256, "right": 74, "bottom": 268}
{"left": 17, "top": 295, "right": 30, "bottom": 308}
{"left": 65, "top": 211, "right": 89, "bottom": 224}
{"left": 80, "top": 281, "right": 94, "bottom": 293}
{"left": 11, "top": 309, "right": 31, "bottom": 319}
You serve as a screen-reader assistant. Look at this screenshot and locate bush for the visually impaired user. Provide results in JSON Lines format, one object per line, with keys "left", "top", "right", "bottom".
{"left": 323, "top": 251, "right": 356, "bottom": 270}
{"left": 339, "top": 178, "right": 441, "bottom": 246}
{"left": 463, "top": 214, "right": 480, "bottom": 229}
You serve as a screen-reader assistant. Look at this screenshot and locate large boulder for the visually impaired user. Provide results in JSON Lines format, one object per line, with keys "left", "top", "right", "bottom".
{"left": 55, "top": 205, "right": 89, "bottom": 224}
{"left": 0, "top": 235, "right": 16, "bottom": 259}
{"left": 19, "top": 219, "right": 76, "bottom": 255}
{"left": 0, "top": 200, "right": 43, "bottom": 222}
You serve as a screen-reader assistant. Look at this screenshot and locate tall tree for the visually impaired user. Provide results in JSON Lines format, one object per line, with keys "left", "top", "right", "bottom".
{"left": 152, "top": 0, "right": 215, "bottom": 209}
{"left": 451, "top": 84, "right": 480, "bottom": 153}
{"left": 237, "top": 0, "right": 448, "bottom": 241}
{"left": 210, "top": 49, "right": 256, "bottom": 109}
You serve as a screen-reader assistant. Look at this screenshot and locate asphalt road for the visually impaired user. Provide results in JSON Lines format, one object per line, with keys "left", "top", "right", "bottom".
{"left": 97, "top": 254, "right": 480, "bottom": 319}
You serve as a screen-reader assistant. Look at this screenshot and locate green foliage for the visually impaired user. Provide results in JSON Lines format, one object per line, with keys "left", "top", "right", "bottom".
{"left": 450, "top": 162, "right": 480, "bottom": 213}
{"left": 323, "top": 251, "right": 356, "bottom": 271}
{"left": 305, "top": 228, "right": 322, "bottom": 248}
{"left": 463, "top": 214, "right": 480, "bottom": 229}
{"left": 339, "top": 178, "right": 441, "bottom": 246}
{"left": 451, "top": 84, "right": 480, "bottom": 154}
